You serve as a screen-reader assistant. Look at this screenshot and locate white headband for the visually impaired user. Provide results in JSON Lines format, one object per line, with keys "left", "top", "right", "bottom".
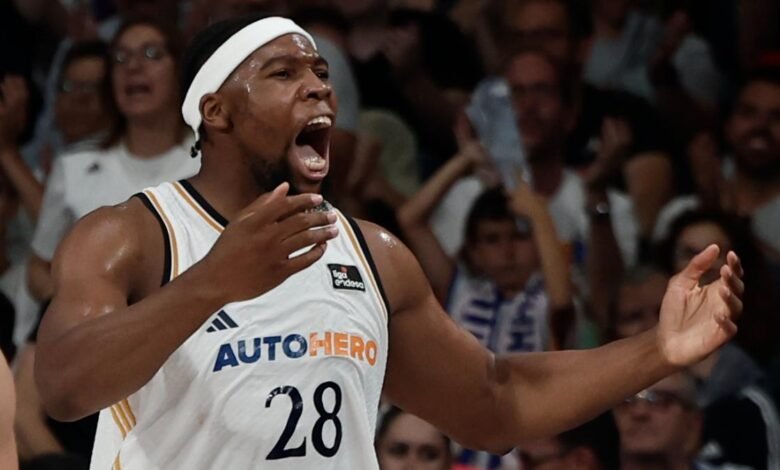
{"left": 182, "top": 17, "right": 316, "bottom": 143}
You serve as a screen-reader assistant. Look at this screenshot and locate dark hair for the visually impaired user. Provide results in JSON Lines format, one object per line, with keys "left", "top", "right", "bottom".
{"left": 103, "top": 16, "right": 185, "bottom": 148}
{"left": 723, "top": 65, "right": 780, "bottom": 119}
{"left": 180, "top": 13, "right": 269, "bottom": 156}
{"left": 557, "top": 412, "right": 620, "bottom": 469}
{"left": 60, "top": 40, "right": 110, "bottom": 85}
{"left": 464, "top": 187, "right": 514, "bottom": 246}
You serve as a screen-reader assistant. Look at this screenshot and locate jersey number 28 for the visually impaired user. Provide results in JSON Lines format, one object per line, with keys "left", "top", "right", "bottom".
{"left": 265, "top": 382, "right": 342, "bottom": 460}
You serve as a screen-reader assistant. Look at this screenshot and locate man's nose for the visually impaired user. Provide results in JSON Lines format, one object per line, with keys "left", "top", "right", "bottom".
{"left": 300, "top": 71, "right": 332, "bottom": 101}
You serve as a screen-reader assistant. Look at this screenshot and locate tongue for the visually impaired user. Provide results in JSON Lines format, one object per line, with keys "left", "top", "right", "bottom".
{"left": 296, "top": 144, "right": 326, "bottom": 171}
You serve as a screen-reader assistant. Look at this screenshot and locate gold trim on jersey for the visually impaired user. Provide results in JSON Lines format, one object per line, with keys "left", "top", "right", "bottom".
{"left": 144, "top": 189, "right": 181, "bottom": 279}
{"left": 113, "top": 453, "right": 122, "bottom": 470}
{"left": 336, "top": 212, "right": 389, "bottom": 322}
{"left": 110, "top": 405, "right": 127, "bottom": 438}
{"left": 173, "top": 181, "right": 225, "bottom": 233}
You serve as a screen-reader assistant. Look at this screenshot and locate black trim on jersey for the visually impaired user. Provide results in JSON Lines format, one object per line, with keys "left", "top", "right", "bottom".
{"left": 134, "top": 193, "right": 172, "bottom": 286}
{"left": 343, "top": 215, "right": 391, "bottom": 320}
{"left": 178, "top": 179, "right": 229, "bottom": 228}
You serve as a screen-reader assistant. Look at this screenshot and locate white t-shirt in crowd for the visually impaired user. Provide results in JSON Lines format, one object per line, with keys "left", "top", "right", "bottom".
{"left": 430, "top": 172, "right": 639, "bottom": 267}
{"left": 31, "top": 139, "right": 201, "bottom": 261}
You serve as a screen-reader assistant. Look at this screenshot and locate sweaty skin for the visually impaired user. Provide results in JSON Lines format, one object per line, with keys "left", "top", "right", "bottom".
{"left": 36, "top": 34, "right": 744, "bottom": 453}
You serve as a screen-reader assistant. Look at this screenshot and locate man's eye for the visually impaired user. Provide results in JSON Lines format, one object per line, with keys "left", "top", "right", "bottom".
{"left": 316, "top": 70, "right": 330, "bottom": 80}
{"left": 272, "top": 70, "right": 291, "bottom": 79}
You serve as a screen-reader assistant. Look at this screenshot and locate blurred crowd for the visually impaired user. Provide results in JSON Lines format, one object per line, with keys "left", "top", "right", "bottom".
{"left": 1, "top": 0, "right": 779, "bottom": 469}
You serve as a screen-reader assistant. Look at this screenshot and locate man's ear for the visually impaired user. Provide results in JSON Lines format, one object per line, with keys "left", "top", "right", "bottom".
{"left": 200, "top": 92, "right": 231, "bottom": 134}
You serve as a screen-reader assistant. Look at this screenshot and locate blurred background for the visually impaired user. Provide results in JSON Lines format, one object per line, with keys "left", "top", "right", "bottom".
{"left": 1, "top": 0, "right": 779, "bottom": 469}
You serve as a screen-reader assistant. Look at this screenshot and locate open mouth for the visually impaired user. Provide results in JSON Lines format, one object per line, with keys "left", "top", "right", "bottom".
{"left": 292, "top": 115, "right": 332, "bottom": 180}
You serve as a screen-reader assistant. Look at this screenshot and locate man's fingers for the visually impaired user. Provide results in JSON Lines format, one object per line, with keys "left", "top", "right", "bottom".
{"left": 727, "top": 251, "right": 744, "bottom": 279}
{"left": 280, "top": 225, "right": 339, "bottom": 255}
{"left": 718, "top": 284, "right": 743, "bottom": 320}
{"left": 276, "top": 211, "right": 337, "bottom": 240}
{"left": 720, "top": 264, "right": 744, "bottom": 297}
{"left": 236, "top": 182, "right": 290, "bottom": 223}
{"left": 284, "top": 243, "right": 328, "bottom": 274}
{"left": 714, "top": 312, "right": 738, "bottom": 337}
{"left": 675, "top": 244, "right": 720, "bottom": 289}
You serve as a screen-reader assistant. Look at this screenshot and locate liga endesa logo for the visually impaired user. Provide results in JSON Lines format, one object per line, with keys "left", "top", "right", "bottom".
{"left": 328, "top": 264, "right": 365, "bottom": 292}
{"left": 213, "top": 331, "right": 380, "bottom": 372}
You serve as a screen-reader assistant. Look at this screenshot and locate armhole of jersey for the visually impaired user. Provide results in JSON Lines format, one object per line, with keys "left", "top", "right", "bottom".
{"left": 343, "top": 215, "right": 391, "bottom": 321}
{"left": 134, "top": 193, "right": 172, "bottom": 286}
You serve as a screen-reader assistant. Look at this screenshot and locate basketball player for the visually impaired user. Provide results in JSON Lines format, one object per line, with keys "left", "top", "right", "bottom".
{"left": 34, "top": 16, "right": 745, "bottom": 470}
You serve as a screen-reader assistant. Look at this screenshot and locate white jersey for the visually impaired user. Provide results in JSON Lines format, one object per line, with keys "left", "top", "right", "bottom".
{"left": 90, "top": 181, "right": 389, "bottom": 470}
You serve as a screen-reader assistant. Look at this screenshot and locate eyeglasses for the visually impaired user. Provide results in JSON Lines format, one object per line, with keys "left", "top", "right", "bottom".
{"left": 58, "top": 80, "right": 103, "bottom": 95}
{"left": 112, "top": 44, "right": 168, "bottom": 65}
{"left": 619, "top": 389, "right": 695, "bottom": 410}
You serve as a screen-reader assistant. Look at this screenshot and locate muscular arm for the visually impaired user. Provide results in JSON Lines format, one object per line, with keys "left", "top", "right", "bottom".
{"left": 35, "top": 201, "right": 228, "bottom": 421}
{"left": 36, "top": 187, "right": 336, "bottom": 422}
{"left": 361, "top": 221, "right": 741, "bottom": 451}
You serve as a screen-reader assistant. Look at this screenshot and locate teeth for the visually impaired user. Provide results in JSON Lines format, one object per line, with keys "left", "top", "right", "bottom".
{"left": 305, "top": 116, "right": 332, "bottom": 128}
{"left": 303, "top": 156, "right": 326, "bottom": 171}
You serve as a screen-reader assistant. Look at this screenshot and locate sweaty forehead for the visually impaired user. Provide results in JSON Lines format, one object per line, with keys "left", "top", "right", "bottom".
{"left": 238, "top": 34, "right": 317, "bottom": 70}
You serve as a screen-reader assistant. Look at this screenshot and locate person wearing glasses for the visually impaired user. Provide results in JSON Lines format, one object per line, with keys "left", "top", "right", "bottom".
{"left": 16, "top": 17, "right": 199, "bottom": 469}
{"left": 26, "top": 18, "right": 200, "bottom": 307}
{"left": 614, "top": 372, "right": 712, "bottom": 470}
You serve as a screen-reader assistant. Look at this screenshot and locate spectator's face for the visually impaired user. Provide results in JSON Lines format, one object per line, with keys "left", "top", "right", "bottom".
{"left": 727, "top": 81, "right": 780, "bottom": 179}
{"left": 614, "top": 375, "right": 700, "bottom": 460}
{"left": 468, "top": 219, "right": 538, "bottom": 294}
{"left": 614, "top": 274, "right": 667, "bottom": 339}
{"left": 592, "top": 0, "right": 630, "bottom": 27}
{"left": 55, "top": 56, "right": 110, "bottom": 144}
{"left": 506, "top": 54, "right": 569, "bottom": 161}
{"left": 377, "top": 413, "right": 450, "bottom": 470}
{"left": 673, "top": 222, "right": 731, "bottom": 285}
{"left": 505, "top": 1, "right": 572, "bottom": 64}
{"left": 112, "top": 25, "right": 179, "bottom": 122}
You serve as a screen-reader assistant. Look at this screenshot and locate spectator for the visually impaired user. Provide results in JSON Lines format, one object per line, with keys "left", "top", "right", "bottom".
{"left": 399, "top": 143, "right": 573, "bottom": 469}
{"left": 584, "top": 0, "right": 723, "bottom": 108}
{"left": 609, "top": 248, "right": 780, "bottom": 469}
{"left": 16, "top": 17, "right": 200, "bottom": 466}
{"left": 614, "top": 372, "right": 708, "bottom": 470}
{"left": 654, "top": 69, "right": 780, "bottom": 257}
{"left": 398, "top": 148, "right": 573, "bottom": 352}
{"left": 346, "top": 2, "right": 483, "bottom": 164}
{"left": 50, "top": 41, "right": 115, "bottom": 163}
{"left": 517, "top": 411, "right": 620, "bottom": 470}
{"left": 26, "top": 17, "right": 200, "bottom": 306}
{"left": 607, "top": 266, "right": 667, "bottom": 341}
{"left": 376, "top": 407, "right": 452, "bottom": 470}
{"left": 0, "top": 75, "right": 45, "bottom": 347}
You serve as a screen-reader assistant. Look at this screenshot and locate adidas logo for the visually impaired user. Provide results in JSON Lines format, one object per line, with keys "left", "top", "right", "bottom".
{"left": 206, "top": 310, "right": 239, "bottom": 333}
